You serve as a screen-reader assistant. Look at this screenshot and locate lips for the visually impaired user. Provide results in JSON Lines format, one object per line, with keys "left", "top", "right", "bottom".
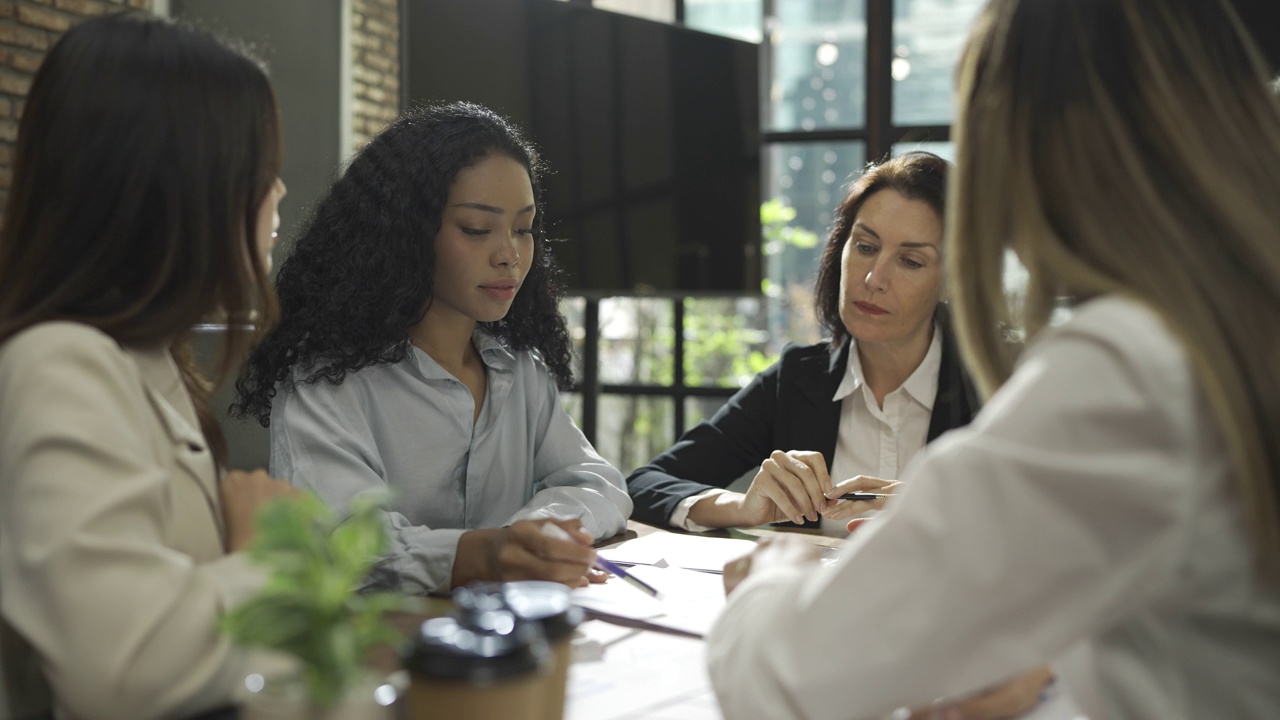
{"left": 480, "top": 280, "right": 518, "bottom": 301}
{"left": 853, "top": 301, "right": 889, "bottom": 316}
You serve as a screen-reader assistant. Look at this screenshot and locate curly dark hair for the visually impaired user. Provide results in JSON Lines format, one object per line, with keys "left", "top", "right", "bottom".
{"left": 813, "top": 151, "right": 949, "bottom": 349}
{"left": 233, "top": 101, "right": 572, "bottom": 426}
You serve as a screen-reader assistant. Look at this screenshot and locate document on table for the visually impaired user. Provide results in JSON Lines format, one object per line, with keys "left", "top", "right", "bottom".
{"left": 571, "top": 564, "right": 726, "bottom": 637}
{"left": 597, "top": 533, "right": 757, "bottom": 573}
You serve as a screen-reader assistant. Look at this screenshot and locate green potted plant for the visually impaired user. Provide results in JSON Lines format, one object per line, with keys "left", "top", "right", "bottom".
{"left": 222, "top": 492, "right": 407, "bottom": 718}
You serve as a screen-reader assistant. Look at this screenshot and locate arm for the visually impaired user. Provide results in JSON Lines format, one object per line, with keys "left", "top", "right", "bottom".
{"left": 270, "top": 380, "right": 464, "bottom": 594}
{"left": 507, "top": 359, "right": 632, "bottom": 541}
{"left": 625, "top": 359, "right": 784, "bottom": 526}
{"left": 0, "top": 329, "right": 263, "bottom": 720}
{"left": 708, "top": 326, "right": 1198, "bottom": 719}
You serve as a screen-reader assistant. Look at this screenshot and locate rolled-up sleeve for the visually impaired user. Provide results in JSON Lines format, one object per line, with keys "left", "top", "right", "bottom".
{"left": 508, "top": 367, "right": 632, "bottom": 540}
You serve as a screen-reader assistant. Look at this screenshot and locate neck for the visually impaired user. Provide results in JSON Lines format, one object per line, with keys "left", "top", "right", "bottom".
{"left": 408, "top": 305, "right": 480, "bottom": 373}
{"left": 856, "top": 320, "right": 934, "bottom": 402}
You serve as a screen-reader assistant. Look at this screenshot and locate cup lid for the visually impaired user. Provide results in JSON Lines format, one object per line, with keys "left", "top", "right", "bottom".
{"left": 403, "top": 613, "right": 548, "bottom": 683}
{"left": 501, "top": 581, "right": 583, "bottom": 642}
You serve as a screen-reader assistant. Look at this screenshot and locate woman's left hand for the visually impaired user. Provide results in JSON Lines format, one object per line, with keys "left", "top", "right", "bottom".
{"left": 722, "top": 536, "right": 821, "bottom": 596}
{"left": 908, "top": 666, "right": 1054, "bottom": 720}
{"left": 820, "top": 474, "right": 900, "bottom": 520}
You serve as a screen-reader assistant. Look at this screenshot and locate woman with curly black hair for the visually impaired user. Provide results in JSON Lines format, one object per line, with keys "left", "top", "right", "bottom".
{"left": 234, "top": 102, "right": 631, "bottom": 594}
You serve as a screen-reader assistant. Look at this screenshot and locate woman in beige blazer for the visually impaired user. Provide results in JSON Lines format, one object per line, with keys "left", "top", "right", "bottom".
{"left": 0, "top": 14, "right": 296, "bottom": 720}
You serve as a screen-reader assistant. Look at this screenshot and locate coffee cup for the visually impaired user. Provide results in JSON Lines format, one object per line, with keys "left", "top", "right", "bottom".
{"left": 502, "top": 582, "right": 583, "bottom": 720}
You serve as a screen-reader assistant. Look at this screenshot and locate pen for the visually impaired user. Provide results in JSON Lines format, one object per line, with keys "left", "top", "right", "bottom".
{"left": 540, "top": 523, "right": 663, "bottom": 599}
{"left": 837, "top": 492, "right": 893, "bottom": 502}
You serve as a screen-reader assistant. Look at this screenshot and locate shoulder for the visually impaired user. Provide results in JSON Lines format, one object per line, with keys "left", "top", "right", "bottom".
{"left": 1030, "top": 295, "right": 1189, "bottom": 386}
{"left": 0, "top": 322, "right": 133, "bottom": 387}
{"left": 776, "top": 340, "right": 837, "bottom": 369}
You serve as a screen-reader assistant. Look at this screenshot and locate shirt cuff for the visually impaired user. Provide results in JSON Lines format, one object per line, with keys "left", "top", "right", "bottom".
{"left": 670, "top": 488, "right": 732, "bottom": 532}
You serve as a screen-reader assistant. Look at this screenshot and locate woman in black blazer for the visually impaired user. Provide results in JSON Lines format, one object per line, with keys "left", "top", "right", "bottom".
{"left": 627, "top": 152, "right": 979, "bottom": 531}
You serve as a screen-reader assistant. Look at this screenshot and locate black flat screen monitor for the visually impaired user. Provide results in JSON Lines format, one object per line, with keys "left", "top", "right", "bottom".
{"left": 526, "top": 1, "right": 761, "bottom": 293}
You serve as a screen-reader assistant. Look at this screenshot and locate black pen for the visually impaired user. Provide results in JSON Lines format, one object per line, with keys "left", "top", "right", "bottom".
{"left": 837, "top": 492, "right": 893, "bottom": 502}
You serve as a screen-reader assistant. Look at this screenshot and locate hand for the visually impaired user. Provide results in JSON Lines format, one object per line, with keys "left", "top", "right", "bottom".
{"left": 738, "top": 450, "right": 835, "bottom": 526}
{"left": 220, "top": 469, "right": 301, "bottom": 552}
{"left": 908, "top": 666, "right": 1054, "bottom": 720}
{"left": 722, "top": 536, "right": 821, "bottom": 596}
{"left": 820, "top": 475, "right": 900, "bottom": 521}
{"left": 453, "top": 518, "right": 598, "bottom": 589}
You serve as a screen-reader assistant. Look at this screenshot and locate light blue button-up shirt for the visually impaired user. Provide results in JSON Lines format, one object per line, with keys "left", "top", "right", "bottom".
{"left": 269, "top": 330, "right": 632, "bottom": 593}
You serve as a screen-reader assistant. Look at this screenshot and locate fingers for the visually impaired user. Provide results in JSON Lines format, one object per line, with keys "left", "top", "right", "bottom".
{"left": 757, "top": 450, "right": 833, "bottom": 524}
{"left": 547, "top": 517, "right": 594, "bottom": 545}
{"left": 826, "top": 474, "right": 899, "bottom": 498}
{"left": 846, "top": 517, "right": 875, "bottom": 534}
{"left": 951, "top": 666, "right": 1053, "bottom": 720}
{"left": 220, "top": 469, "right": 299, "bottom": 551}
{"left": 496, "top": 521, "right": 597, "bottom": 587}
{"left": 822, "top": 475, "right": 900, "bottom": 520}
{"left": 722, "top": 552, "right": 753, "bottom": 596}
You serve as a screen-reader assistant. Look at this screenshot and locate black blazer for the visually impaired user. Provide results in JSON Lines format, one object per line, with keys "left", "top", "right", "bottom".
{"left": 626, "top": 305, "right": 980, "bottom": 527}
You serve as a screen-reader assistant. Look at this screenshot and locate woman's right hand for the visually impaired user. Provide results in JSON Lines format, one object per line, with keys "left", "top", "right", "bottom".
{"left": 220, "top": 469, "right": 301, "bottom": 552}
{"left": 452, "top": 519, "right": 599, "bottom": 589}
{"left": 736, "top": 449, "right": 835, "bottom": 526}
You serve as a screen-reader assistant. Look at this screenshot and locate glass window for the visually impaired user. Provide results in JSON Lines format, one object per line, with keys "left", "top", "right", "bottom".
{"left": 595, "top": 395, "right": 674, "bottom": 472}
{"left": 683, "top": 297, "right": 773, "bottom": 388}
{"left": 685, "top": 0, "right": 763, "bottom": 42}
{"left": 891, "top": 0, "right": 985, "bottom": 125}
{"left": 561, "top": 391, "right": 584, "bottom": 429}
{"left": 891, "top": 140, "right": 954, "bottom": 163}
{"left": 560, "top": 296, "right": 587, "bottom": 381}
{"left": 769, "top": 0, "right": 866, "bottom": 131}
{"left": 598, "top": 297, "right": 674, "bottom": 385}
{"left": 765, "top": 140, "right": 865, "bottom": 350}
{"left": 684, "top": 395, "right": 730, "bottom": 429}
{"left": 594, "top": 0, "right": 677, "bottom": 23}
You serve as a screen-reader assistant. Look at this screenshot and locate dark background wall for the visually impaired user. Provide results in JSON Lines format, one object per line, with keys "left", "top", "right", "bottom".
{"left": 173, "top": 0, "right": 346, "bottom": 470}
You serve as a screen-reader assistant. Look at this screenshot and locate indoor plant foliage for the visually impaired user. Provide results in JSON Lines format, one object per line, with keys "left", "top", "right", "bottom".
{"left": 222, "top": 492, "right": 404, "bottom": 709}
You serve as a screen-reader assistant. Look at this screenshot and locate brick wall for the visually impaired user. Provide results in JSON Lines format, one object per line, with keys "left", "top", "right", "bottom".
{"left": 350, "top": 0, "right": 399, "bottom": 150}
{"left": 0, "top": 0, "right": 151, "bottom": 205}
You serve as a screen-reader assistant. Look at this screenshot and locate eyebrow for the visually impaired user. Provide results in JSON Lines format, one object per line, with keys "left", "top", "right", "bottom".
{"left": 453, "top": 202, "right": 536, "bottom": 215}
{"left": 851, "top": 221, "right": 939, "bottom": 251}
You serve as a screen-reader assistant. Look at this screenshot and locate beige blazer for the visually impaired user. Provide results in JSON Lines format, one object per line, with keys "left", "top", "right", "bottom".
{"left": 0, "top": 322, "right": 267, "bottom": 720}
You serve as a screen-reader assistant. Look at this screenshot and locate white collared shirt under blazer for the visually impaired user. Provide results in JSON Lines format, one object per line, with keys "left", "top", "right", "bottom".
{"left": 0, "top": 323, "right": 270, "bottom": 720}
{"left": 707, "top": 296, "right": 1280, "bottom": 719}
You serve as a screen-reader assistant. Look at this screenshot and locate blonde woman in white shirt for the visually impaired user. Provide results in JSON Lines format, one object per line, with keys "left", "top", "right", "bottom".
{"left": 707, "top": 1, "right": 1280, "bottom": 718}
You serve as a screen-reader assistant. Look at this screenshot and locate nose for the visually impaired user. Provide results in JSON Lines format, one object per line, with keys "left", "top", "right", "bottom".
{"left": 863, "top": 255, "right": 892, "bottom": 293}
{"left": 492, "top": 232, "right": 521, "bottom": 268}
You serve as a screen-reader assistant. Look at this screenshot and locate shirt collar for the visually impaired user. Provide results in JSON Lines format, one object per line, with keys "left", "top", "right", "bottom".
{"left": 408, "top": 327, "right": 516, "bottom": 380}
{"left": 831, "top": 324, "right": 942, "bottom": 411}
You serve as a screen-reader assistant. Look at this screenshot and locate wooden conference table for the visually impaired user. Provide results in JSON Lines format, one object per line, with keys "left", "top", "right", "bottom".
{"left": 192, "top": 520, "right": 839, "bottom": 720}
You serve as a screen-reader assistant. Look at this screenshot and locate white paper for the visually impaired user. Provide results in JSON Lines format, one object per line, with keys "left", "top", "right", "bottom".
{"left": 571, "top": 565, "right": 726, "bottom": 637}
{"left": 597, "top": 533, "right": 757, "bottom": 573}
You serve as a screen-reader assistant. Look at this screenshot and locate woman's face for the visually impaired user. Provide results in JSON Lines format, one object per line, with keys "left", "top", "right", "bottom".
{"left": 254, "top": 177, "right": 287, "bottom": 274}
{"left": 430, "top": 152, "right": 536, "bottom": 325}
{"left": 837, "top": 189, "right": 944, "bottom": 351}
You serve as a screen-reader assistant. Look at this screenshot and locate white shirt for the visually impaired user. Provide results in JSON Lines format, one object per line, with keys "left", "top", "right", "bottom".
{"left": 270, "top": 330, "right": 632, "bottom": 593}
{"left": 670, "top": 327, "right": 941, "bottom": 535}
{"left": 707, "top": 296, "right": 1280, "bottom": 719}
{"left": 822, "top": 326, "right": 941, "bottom": 534}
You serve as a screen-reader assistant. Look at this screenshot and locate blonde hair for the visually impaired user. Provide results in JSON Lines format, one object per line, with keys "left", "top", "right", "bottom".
{"left": 948, "top": 0, "right": 1280, "bottom": 578}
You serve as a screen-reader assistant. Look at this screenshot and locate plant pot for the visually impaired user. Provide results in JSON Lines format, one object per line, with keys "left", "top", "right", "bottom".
{"left": 239, "top": 670, "right": 407, "bottom": 720}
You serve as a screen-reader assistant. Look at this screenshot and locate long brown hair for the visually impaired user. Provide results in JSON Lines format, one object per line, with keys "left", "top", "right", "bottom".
{"left": 949, "top": 0, "right": 1280, "bottom": 577}
{"left": 0, "top": 13, "right": 282, "bottom": 466}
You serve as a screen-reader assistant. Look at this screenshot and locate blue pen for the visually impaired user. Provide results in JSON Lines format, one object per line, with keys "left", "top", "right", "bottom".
{"left": 541, "top": 523, "right": 663, "bottom": 599}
